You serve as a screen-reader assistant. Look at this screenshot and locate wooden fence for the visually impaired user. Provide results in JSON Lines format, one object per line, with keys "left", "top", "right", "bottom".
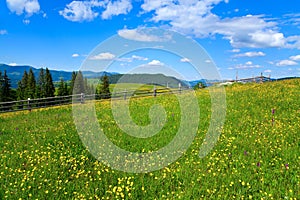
{"left": 0, "top": 87, "right": 187, "bottom": 113}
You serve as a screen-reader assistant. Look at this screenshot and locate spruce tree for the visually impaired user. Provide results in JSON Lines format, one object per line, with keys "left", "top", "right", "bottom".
{"left": 69, "top": 71, "right": 77, "bottom": 95}
{"left": 17, "top": 71, "right": 28, "bottom": 100}
{"left": 45, "top": 68, "right": 55, "bottom": 97}
{"left": 97, "top": 75, "right": 111, "bottom": 99}
{"left": 57, "top": 78, "right": 68, "bottom": 96}
{"left": 73, "top": 71, "right": 84, "bottom": 94}
{"left": 0, "top": 71, "right": 3, "bottom": 102}
{"left": 27, "top": 68, "right": 36, "bottom": 99}
{"left": 2, "top": 70, "right": 12, "bottom": 102}
{"left": 36, "top": 68, "right": 46, "bottom": 98}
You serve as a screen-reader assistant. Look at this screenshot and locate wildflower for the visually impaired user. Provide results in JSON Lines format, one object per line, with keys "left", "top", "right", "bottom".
{"left": 15, "top": 127, "right": 19, "bottom": 131}
{"left": 272, "top": 108, "right": 275, "bottom": 114}
{"left": 244, "top": 151, "right": 248, "bottom": 156}
{"left": 285, "top": 163, "right": 289, "bottom": 170}
{"left": 257, "top": 162, "right": 261, "bottom": 167}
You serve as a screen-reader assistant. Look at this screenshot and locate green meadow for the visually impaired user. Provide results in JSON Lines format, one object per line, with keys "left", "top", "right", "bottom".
{"left": 0, "top": 79, "right": 299, "bottom": 199}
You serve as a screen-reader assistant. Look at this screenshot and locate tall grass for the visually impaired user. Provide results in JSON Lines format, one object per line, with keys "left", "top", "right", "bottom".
{"left": 0, "top": 79, "right": 299, "bottom": 199}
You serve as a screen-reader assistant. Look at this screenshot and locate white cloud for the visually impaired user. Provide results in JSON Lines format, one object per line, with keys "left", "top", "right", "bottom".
{"left": 234, "top": 51, "right": 266, "bottom": 58}
{"left": 229, "top": 49, "right": 240, "bottom": 53}
{"left": 148, "top": 60, "right": 164, "bottom": 66}
{"left": 102, "top": 0, "right": 132, "bottom": 19}
{"left": 90, "top": 52, "right": 116, "bottom": 60}
{"left": 59, "top": 1, "right": 101, "bottom": 22}
{"left": 276, "top": 60, "right": 298, "bottom": 66}
{"left": 290, "top": 55, "right": 300, "bottom": 61}
{"left": 141, "top": 0, "right": 172, "bottom": 12}
{"left": 0, "top": 30, "right": 8, "bottom": 35}
{"left": 23, "top": 19, "right": 30, "bottom": 25}
{"left": 6, "top": 0, "right": 40, "bottom": 16}
{"left": 229, "top": 62, "right": 262, "bottom": 70}
{"left": 264, "top": 69, "right": 272, "bottom": 73}
{"left": 140, "top": 1, "right": 300, "bottom": 49}
{"left": 118, "top": 28, "right": 172, "bottom": 42}
{"left": 132, "top": 55, "right": 148, "bottom": 61}
{"left": 72, "top": 53, "right": 80, "bottom": 58}
{"left": 8, "top": 62, "right": 18, "bottom": 66}
{"left": 117, "top": 55, "right": 148, "bottom": 62}
{"left": 180, "top": 57, "right": 190, "bottom": 63}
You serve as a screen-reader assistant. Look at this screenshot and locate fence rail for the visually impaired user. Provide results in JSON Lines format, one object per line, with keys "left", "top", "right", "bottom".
{"left": 0, "top": 87, "right": 189, "bottom": 113}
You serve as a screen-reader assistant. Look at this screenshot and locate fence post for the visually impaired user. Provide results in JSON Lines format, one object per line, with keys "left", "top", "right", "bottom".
{"left": 27, "top": 98, "right": 31, "bottom": 111}
{"left": 80, "top": 93, "right": 85, "bottom": 104}
{"left": 153, "top": 86, "right": 157, "bottom": 97}
{"left": 179, "top": 83, "right": 182, "bottom": 94}
{"left": 124, "top": 89, "right": 127, "bottom": 100}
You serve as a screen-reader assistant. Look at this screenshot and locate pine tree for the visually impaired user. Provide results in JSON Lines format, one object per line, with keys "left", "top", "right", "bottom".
{"left": 1, "top": 70, "right": 12, "bottom": 102}
{"left": 0, "top": 71, "right": 3, "bottom": 102}
{"left": 97, "top": 75, "right": 111, "bottom": 99}
{"left": 45, "top": 68, "right": 55, "bottom": 97}
{"left": 36, "top": 68, "right": 46, "bottom": 98}
{"left": 57, "top": 78, "right": 68, "bottom": 96}
{"left": 17, "top": 71, "right": 28, "bottom": 100}
{"left": 69, "top": 71, "right": 77, "bottom": 95}
{"left": 27, "top": 68, "right": 36, "bottom": 99}
{"left": 73, "top": 71, "right": 84, "bottom": 94}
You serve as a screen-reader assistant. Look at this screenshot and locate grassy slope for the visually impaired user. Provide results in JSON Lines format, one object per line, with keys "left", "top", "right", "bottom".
{"left": 0, "top": 79, "right": 299, "bottom": 199}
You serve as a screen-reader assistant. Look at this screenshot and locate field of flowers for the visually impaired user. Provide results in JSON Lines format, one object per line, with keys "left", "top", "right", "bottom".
{"left": 0, "top": 79, "right": 299, "bottom": 199}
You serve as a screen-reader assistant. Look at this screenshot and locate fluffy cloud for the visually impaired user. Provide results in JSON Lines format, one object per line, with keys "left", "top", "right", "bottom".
{"left": 276, "top": 60, "right": 298, "bottom": 66}
{"left": 180, "top": 57, "right": 191, "bottom": 63}
{"left": 140, "top": 1, "right": 299, "bottom": 49}
{"left": 234, "top": 51, "right": 266, "bottom": 58}
{"left": 6, "top": 0, "right": 40, "bottom": 16}
{"left": 0, "top": 30, "right": 8, "bottom": 35}
{"left": 118, "top": 28, "right": 172, "bottom": 42}
{"left": 59, "top": 1, "right": 100, "bottom": 22}
{"left": 117, "top": 55, "right": 148, "bottom": 62}
{"left": 131, "top": 55, "right": 148, "bottom": 61}
{"left": 148, "top": 60, "right": 164, "bottom": 66}
{"left": 229, "top": 61, "right": 262, "bottom": 70}
{"left": 72, "top": 53, "right": 80, "bottom": 58}
{"left": 264, "top": 69, "right": 272, "bottom": 73}
{"left": 102, "top": 0, "right": 132, "bottom": 19}
{"left": 90, "top": 52, "right": 116, "bottom": 60}
{"left": 290, "top": 55, "right": 300, "bottom": 61}
{"left": 8, "top": 63, "right": 18, "bottom": 66}
{"left": 60, "top": 0, "right": 132, "bottom": 22}
{"left": 23, "top": 19, "right": 30, "bottom": 25}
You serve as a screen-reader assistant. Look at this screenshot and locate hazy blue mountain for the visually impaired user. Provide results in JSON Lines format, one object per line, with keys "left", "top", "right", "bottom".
{"left": 0, "top": 64, "right": 187, "bottom": 88}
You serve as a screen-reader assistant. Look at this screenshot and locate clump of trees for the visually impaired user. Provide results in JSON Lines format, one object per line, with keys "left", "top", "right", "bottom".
{"left": 0, "top": 70, "right": 13, "bottom": 102}
{"left": 0, "top": 68, "right": 111, "bottom": 103}
{"left": 193, "top": 81, "right": 207, "bottom": 90}
{"left": 16, "top": 68, "right": 55, "bottom": 100}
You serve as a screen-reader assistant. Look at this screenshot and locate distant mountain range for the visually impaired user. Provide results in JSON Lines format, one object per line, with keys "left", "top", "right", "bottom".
{"left": 0, "top": 64, "right": 189, "bottom": 88}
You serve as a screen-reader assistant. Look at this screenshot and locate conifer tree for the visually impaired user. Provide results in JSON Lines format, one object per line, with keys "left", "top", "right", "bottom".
{"left": 0, "top": 71, "right": 3, "bottom": 102}
{"left": 1, "top": 70, "right": 12, "bottom": 102}
{"left": 17, "top": 71, "right": 28, "bottom": 100}
{"left": 97, "top": 75, "right": 111, "bottom": 99}
{"left": 73, "top": 71, "right": 84, "bottom": 94}
{"left": 69, "top": 71, "right": 77, "bottom": 94}
{"left": 36, "top": 68, "right": 46, "bottom": 98}
{"left": 45, "top": 68, "right": 55, "bottom": 97}
{"left": 57, "top": 78, "right": 68, "bottom": 96}
{"left": 27, "top": 68, "right": 36, "bottom": 99}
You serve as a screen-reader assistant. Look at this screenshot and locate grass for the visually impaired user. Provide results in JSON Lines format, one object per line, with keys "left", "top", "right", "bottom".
{"left": 0, "top": 79, "right": 299, "bottom": 199}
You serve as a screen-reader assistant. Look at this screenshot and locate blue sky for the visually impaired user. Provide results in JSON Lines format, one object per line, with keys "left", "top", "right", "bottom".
{"left": 1, "top": 0, "right": 300, "bottom": 80}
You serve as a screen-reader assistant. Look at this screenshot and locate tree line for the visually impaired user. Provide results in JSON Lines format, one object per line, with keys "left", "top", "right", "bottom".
{"left": 0, "top": 68, "right": 111, "bottom": 103}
